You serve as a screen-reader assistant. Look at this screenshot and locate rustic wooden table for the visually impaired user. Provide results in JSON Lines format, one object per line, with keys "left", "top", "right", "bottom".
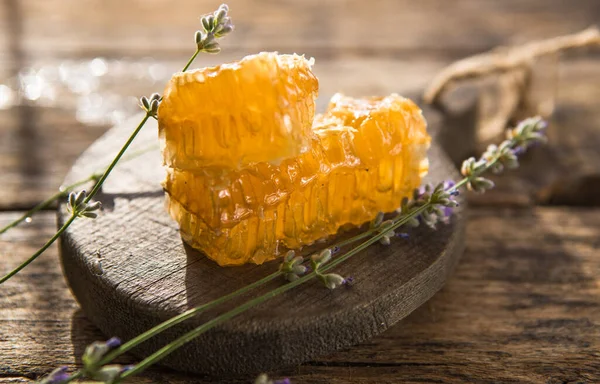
{"left": 1, "top": 1, "right": 599, "bottom": 383}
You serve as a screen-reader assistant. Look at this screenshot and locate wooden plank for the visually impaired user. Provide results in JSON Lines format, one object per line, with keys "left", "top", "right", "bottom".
{"left": 0, "top": 107, "right": 109, "bottom": 210}
{"left": 14, "top": 0, "right": 600, "bottom": 58}
{"left": 56, "top": 114, "right": 466, "bottom": 375}
{"left": 1, "top": 207, "right": 598, "bottom": 382}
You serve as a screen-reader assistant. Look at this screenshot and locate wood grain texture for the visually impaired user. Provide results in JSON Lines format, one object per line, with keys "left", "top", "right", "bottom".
{"left": 2, "top": 207, "right": 599, "bottom": 383}
{"left": 56, "top": 114, "right": 466, "bottom": 375}
{"left": 14, "top": 0, "right": 600, "bottom": 57}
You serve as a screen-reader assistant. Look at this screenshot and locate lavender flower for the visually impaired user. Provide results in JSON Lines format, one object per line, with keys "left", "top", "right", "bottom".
{"left": 279, "top": 250, "right": 307, "bottom": 282}
{"left": 82, "top": 337, "right": 121, "bottom": 371}
{"left": 90, "top": 364, "right": 132, "bottom": 383}
{"left": 105, "top": 337, "right": 121, "bottom": 349}
{"left": 311, "top": 248, "right": 332, "bottom": 266}
{"left": 461, "top": 116, "right": 547, "bottom": 193}
{"left": 40, "top": 366, "right": 70, "bottom": 384}
{"left": 196, "top": 4, "right": 234, "bottom": 53}
{"left": 320, "top": 273, "right": 345, "bottom": 290}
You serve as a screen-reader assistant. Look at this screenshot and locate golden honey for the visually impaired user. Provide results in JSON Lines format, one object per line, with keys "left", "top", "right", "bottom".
{"left": 159, "top": 53, "right": 430, "bottom": 266}
{"left": 158, "top": 52, "right": 318, "bottom": 170}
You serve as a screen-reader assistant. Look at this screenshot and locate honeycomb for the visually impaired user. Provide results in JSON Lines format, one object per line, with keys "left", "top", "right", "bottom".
{"left": 158, "top": 52, "right": 318, "bottom": 170}
{"left": 159, "top": 53, "right": 430, "bottom": 266}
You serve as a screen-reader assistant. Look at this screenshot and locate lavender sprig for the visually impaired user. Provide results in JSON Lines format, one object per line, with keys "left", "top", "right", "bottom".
{"left": 80, "top": 338, "right": 133, "bottom": 383}
{"left": 49, "top": 117, "right": 546, "bottom": 383}
{"left": 196, "top": 4, "right": 234, "bottom": 53}
{"left": 309, "top": 248, "right": 346, "bottom": 289}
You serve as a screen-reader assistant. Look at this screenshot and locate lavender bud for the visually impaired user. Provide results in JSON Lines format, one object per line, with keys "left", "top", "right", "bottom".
{"left": 291, "top": 256, "right": 303, "bottom": 267}
{"left": 437, "top": 197, "right": 450, "bottom": 206}
{"left": 283, "top": 250, "right": 295, "bottom": 263}
{"left": 291, "top": 264, "right": 307, "bottom": 275}
{"left": 202, "top": 41, "right": 221, "bottom": 53}
{"left": 285, "top": 273, "right": 299, "bottom": 282}
{"left": 150, "top": 99, "right": 160, "bottom": 115}
{"left": 105, "top": 337, "right": 121, "bottom": 349}
{"left": 68, "top": 192, "right": 76, "bottom": 210}
{"left": 443, "top": 206, "right": 454, "bottom": 218}
{"left": 528, "top": 132, "right": 548, "bottom": 143}
{"left": 82, "top": 337, "right": 120, "bottom": 368}
{"left": 41, "top": 366, "right": 70, "bottom": 384}
{"left": 201, "top": 16, "right": 211, "bottom": 31}
{"left": 413, "top": 187, "right": 422, "bottom": 200}
{"left": 461, "top": 157, "right": 476, "bottom": 177}
{"left": 206, "top": 15, "right": 215, "bottom": 29}
{"left": 370, "top": 212, "right": 384, "bottom": 228}
{"left": 323, "top": 273, "right": 345, "bottom": 290}
{"left": 379, "top": 220, "right": 394, "bottom": 231}
{"left": 74, "top": 190, "right": 87, "bottom": 208}
{"left": 379, "top": 236, "right": 391, "bottom": 246}
{"left": 311, "top": 248, "right": 332, "bottom": 265}
{"left": 140, "top": 96, "right": 150, "bottom": 110}
{"left": 81, "top": 211, "right": 98, "bottom": 219}
{"left": 85, "top": 201, "right": 102, "bottom": 212}
{"left": 254, "top": 374, "right": 270, "bottom": 384}
{"left": 91, "top": 365, "right": 124, "bottom": 383}
{"left": 215, "top": 20, "right": 234, "bottom": 37}
{"left": 406, "top": 217, "right": 420, "bottom": 228}
{"left": 215, "top": 8, "right": 228, "bottom": 23}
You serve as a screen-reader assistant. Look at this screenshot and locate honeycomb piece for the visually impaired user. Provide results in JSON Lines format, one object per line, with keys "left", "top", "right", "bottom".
{"left": 163, "top": 94, "right": 430, "bottom": 266}
{"left": 158, "top": 52, "right": 318, "bottom": 170}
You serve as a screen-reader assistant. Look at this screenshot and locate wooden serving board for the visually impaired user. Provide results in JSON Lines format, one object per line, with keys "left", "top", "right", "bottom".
{"left": 58, "top": 109, "right": 466, "bottom": 376}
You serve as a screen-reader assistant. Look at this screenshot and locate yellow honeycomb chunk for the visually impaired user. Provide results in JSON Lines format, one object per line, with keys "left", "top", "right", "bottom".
{"left": 158, "top": 52, "right": 430, "bottom": 266}
{"left": 158, "top": 52, "right": 318, "bottom": 170}
{"left": 161, "top": 89, "right": 430, "bottom": 265}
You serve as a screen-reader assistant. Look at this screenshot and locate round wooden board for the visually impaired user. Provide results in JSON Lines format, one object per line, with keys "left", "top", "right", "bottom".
{"left": 59, "top": 110, "right": 466, "bottom": 376}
